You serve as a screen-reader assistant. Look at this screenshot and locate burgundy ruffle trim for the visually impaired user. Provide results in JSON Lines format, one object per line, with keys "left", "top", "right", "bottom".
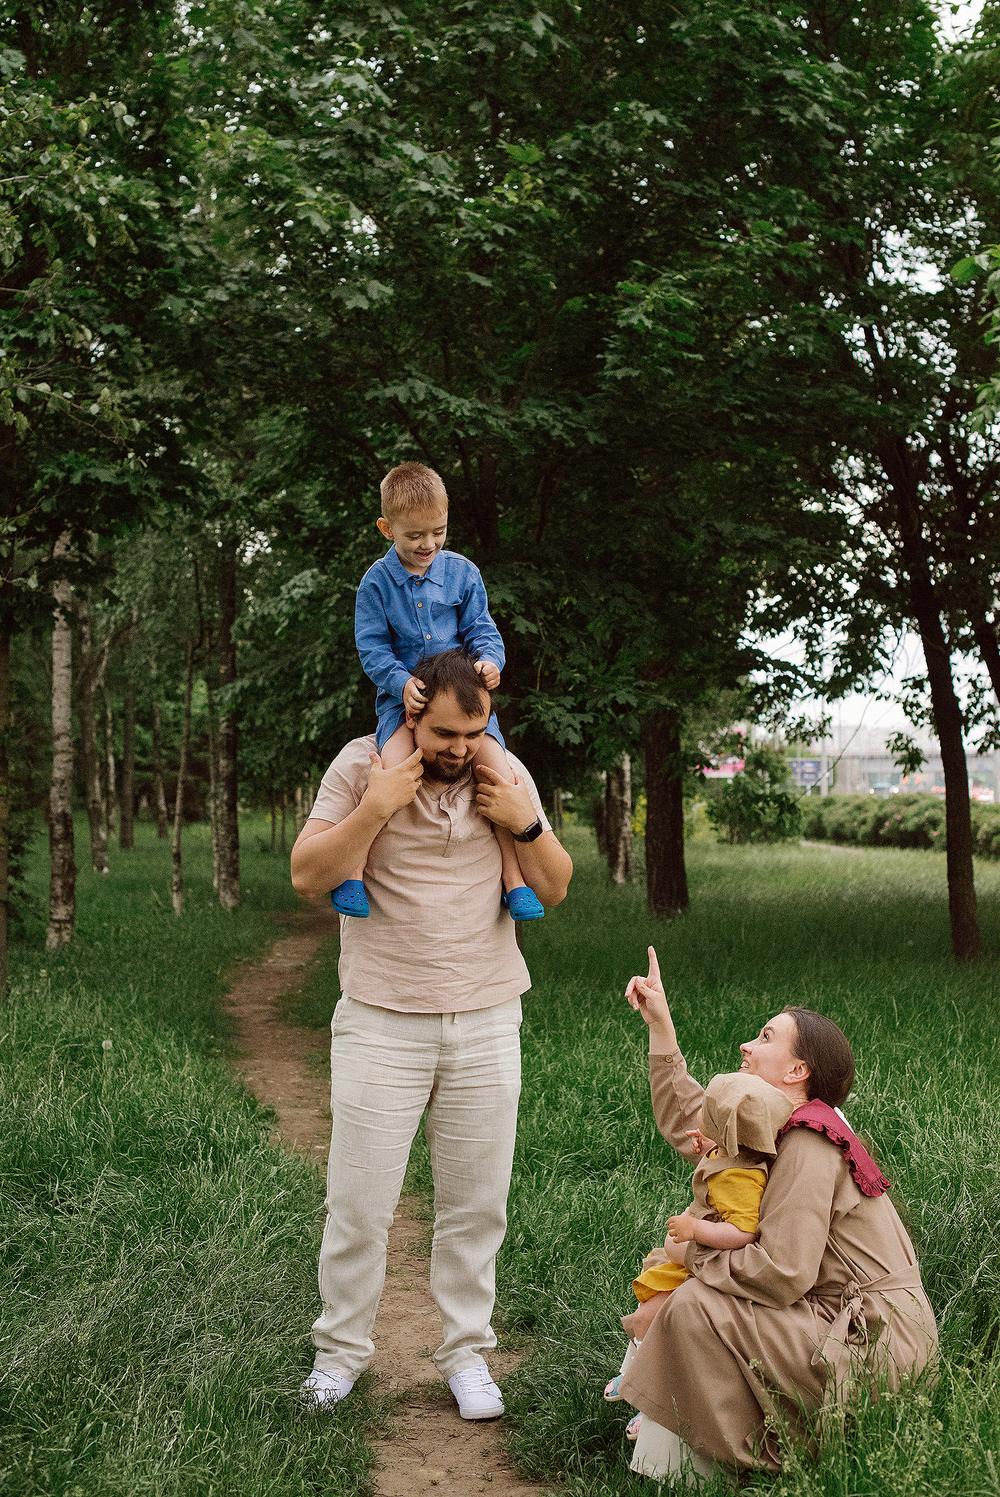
{"left": 778, "top": 1100, "right": 891, "bottom": 1198}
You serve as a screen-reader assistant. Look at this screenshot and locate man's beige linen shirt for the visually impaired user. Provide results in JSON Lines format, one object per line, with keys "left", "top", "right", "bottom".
{"left": 309, "top": 735, "right": 550, "bottom": 1013}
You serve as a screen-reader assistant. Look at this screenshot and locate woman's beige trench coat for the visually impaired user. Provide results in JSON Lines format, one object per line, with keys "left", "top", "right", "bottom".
{"left": 618, "top": 1048, "right": 938, "bottom": 1472}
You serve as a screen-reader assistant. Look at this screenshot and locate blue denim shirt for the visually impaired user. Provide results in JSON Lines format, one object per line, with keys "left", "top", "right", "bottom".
{"left": 355, "top": 547, "right": 506, "bottom": 748}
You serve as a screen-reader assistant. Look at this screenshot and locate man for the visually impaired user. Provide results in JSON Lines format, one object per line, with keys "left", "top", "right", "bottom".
{"left": 290, "top": 649, "right": 572, "bottom": 1420}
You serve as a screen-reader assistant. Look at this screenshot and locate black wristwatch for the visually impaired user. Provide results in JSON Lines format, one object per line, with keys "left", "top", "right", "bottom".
{"left": 512, "top": 817, "right": 544, "bottom": 844}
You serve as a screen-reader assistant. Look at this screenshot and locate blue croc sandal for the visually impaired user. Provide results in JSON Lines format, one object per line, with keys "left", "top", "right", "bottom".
{"left": 502, "top": 885, "right": 545, "bottom": 921}
{"left": 330, "top": 879, "right": 370, "bottom": 918}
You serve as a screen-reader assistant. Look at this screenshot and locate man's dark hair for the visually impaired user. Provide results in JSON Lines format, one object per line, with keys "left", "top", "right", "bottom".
{"left": 414, "top": 649, "right": 492, "bottom": 718}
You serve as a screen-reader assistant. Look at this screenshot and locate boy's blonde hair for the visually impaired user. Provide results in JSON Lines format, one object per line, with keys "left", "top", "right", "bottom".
{"left": 380, "top": 461, "right": 448, "bottom": 520}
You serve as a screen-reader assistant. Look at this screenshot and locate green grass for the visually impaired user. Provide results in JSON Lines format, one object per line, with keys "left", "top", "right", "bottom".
{"left": 2, "top": 818, "right": 386, "bottom": 1497}
{"left": 5, "top": 821, "right": 1000, "bottom": 1495}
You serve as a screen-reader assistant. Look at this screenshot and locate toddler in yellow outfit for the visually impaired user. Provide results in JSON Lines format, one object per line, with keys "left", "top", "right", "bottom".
{"left": 604, "top": 1071, "right": 794, "bottom": 1439}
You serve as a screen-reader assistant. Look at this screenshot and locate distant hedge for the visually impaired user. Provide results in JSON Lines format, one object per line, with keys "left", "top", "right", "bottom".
{"left": 800, "top": 793, "right": 1000, "bottom": 859}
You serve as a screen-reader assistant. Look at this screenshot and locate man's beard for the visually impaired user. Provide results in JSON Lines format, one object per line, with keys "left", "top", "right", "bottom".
{"left": 423, "top": 752, "right": 469, "bottom": 783}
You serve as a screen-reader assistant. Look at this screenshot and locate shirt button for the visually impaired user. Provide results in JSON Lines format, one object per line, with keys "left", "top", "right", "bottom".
{"left": 425, "top": 632, "right": 431, "bottom": 639}
{"left": 417, "top": 602, "right": 423, "bottom": 608}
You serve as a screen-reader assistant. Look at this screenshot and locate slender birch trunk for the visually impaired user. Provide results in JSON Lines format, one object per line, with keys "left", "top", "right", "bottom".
{"left": 103, "top": 690, "right": 118, "bottom": 841}
{"left": 151, "top": 700, "right": 169, "bottom": 838}
{"left": 606, "top": 754, "right": 635, "bottom": 884}
{"left": 270, "top": 791, "right": 277, "bottom": 852}
{"left": 171, "top": 645, "right": 194, "bottom": 917}
{"left": 205, "top": 679, "right": 220, "bottom": 892}
{"left": 294, "top": 783, "right": 303, "bottom": 835}
{"left": 551, "top": 787, "right": 564, "bottom": 838}
{"left": 46, "top": 536, "right": 76, "bottom": 950}
{"left": 593, "top": 771, "right": 608, "bottom": 858}
{"left": 76, "top": 602, "right": 109, "bottom": 876}
{"left": 215, "top": 538, "right": 240, "bottom": 910}
{"left": 280, "top": 790, "right": 287, "bottom": 852}
{"left": 120, "top": 685, "right": 135, "bottom": 850}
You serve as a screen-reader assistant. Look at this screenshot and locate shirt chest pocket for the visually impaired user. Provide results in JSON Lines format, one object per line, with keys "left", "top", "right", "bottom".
{"left": 426, "top": 592, "right": 463, "bottom": 638}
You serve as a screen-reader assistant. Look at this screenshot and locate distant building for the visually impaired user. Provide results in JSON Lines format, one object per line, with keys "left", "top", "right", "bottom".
{"left": 788, "top": 724, "right": 998, "bottom": 802}
{"left": 702, "top": 724, "right": 998, "bottom": 801}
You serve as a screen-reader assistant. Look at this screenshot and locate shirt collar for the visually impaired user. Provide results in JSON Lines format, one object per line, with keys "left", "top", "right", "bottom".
{"left": 382, "top": 545, "right": 446, "bottom": 587}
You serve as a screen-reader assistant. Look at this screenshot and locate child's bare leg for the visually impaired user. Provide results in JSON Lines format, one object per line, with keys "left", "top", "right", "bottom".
{"left": 621, "top": 1293, "right": 670, "bottom": 1342}
{"left": 344, "top": 724, "right": 415, "bottom": 880}
{"left": 380, "top": 723, "right": 416, "bottom": 768}
{"left": 472, "top": 733, "right": 528, "bottom": 893}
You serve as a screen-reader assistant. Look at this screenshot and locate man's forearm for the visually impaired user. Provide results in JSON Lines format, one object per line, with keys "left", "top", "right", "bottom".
{"left": 291, "top": 800, "right": 389, "bottom": 898}
{"left": 514, "top": 830, "right": 572, "bottom": 907}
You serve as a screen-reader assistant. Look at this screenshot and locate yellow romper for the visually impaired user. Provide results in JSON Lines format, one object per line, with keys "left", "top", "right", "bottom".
{"left": 632, "top": 1156, "right": 767, "bottom": 1302}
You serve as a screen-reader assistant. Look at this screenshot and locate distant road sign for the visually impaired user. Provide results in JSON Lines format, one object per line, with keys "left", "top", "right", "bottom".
{"left": 789, "top": 757, "right": 823, "bottom": 787}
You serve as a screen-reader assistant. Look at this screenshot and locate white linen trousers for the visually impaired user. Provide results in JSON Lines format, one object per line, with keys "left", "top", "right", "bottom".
{"left": 311, "top": 995, "right": 523, "bottom": 1379}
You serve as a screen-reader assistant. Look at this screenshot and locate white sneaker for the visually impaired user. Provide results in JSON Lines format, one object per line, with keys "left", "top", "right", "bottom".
{"left": 299, "top": 1367, "right": 356, "bottom": 1411}
{"left": 447, "top": 1364, "right": 505, "bottom": 1421}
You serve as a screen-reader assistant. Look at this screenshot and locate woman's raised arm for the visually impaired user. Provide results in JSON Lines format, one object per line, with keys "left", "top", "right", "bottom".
{"left": 626, "top": 946, "right": 705, "bottom": 1159}
{"left": 625, "top": 945, "right": 677, "bottom": 1049}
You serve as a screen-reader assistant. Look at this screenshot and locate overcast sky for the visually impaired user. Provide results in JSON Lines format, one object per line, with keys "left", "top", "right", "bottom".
{"left": 937, "top": 1, "right": 985, "bottom": 40}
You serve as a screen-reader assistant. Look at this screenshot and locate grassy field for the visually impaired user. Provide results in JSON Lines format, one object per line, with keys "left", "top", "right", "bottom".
{"left": 6, "top": 821, "right": 1000, "bottom": 1495}
{"left": 3, "top": 820, "right": 386, "bottom": 1497}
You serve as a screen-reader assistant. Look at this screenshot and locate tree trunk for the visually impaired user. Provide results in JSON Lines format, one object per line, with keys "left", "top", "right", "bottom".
{"left": 593, "top": 771, "right": 608, "bottom": 858}
{"left": 270, "top": 791, "right": 277, "bottom": 853}
{"left": 882, "top": 442, "right": 980, "bottom": 960}
{"left": 642, "top": 709, "right": 689, "bottom": 918}
{"left": 171, "top": 646, "right": 194, "bottom": 917}
{"left": 77, "top": 602, "right": 109, "bottom": 876}
{"left": 119, "top": 684, "right": 135, "bottom": 849}
{"left": 0, "top": 595, "right": 10, "bottom": 993}
{"left": 46, "top": 544, "right": 76, "bottom": 950}
{"left": 606, "top": 754, "right": 635, "bottom": 884}
{"left": 103, "top": 691, "right": 118, "bottom": 841}
{"left": 969, "top": 608, "right": 1000, "bottom": 711}
{"left": 206, "top": 680, "right": 220, "bottom": 891}
{"left": 294, "top": 783, "right": 304, "bottom": 835}
{"left": 280, "top": 790, "right": 287, "bottom": 852}
{"left": 551, "top": 787, "right": 564, "bottom": 837}
{"left": 151, "top": 700, "right": 169, "bottom": 838}
{"left": 215, "top": 538, "right": 240, "bottom": 910}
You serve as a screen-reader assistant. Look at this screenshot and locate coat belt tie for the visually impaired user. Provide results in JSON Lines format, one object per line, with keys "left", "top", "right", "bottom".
{"left": 810, "top": 1267, "right": 924, "bottom": 1413}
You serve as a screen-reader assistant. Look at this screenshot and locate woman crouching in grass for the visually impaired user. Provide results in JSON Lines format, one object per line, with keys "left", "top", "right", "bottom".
{"left": 617, "top": 948, "right": 938, "bottom": 1486}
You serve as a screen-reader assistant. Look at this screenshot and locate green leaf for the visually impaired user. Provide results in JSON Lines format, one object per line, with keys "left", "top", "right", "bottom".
{"left": 950, "top": 253, "right": 989, "bottom": 285}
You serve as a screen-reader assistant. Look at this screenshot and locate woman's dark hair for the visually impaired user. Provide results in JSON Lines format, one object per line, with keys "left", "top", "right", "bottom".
{"left": 783, "top": 1007, "right": 855, "bottom": 1109}
{"left": 413, "top": 648, "right": 492, "bottom": 719}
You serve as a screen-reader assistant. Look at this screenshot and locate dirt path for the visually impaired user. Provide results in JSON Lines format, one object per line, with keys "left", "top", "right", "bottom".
{"left": 224, "top": 907, "right": 550, "bottom": 1497}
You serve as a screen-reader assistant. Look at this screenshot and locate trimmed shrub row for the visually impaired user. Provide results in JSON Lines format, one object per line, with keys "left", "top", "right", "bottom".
{"left": 801, "top": 792, "right": 1000, "bottom": 858}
